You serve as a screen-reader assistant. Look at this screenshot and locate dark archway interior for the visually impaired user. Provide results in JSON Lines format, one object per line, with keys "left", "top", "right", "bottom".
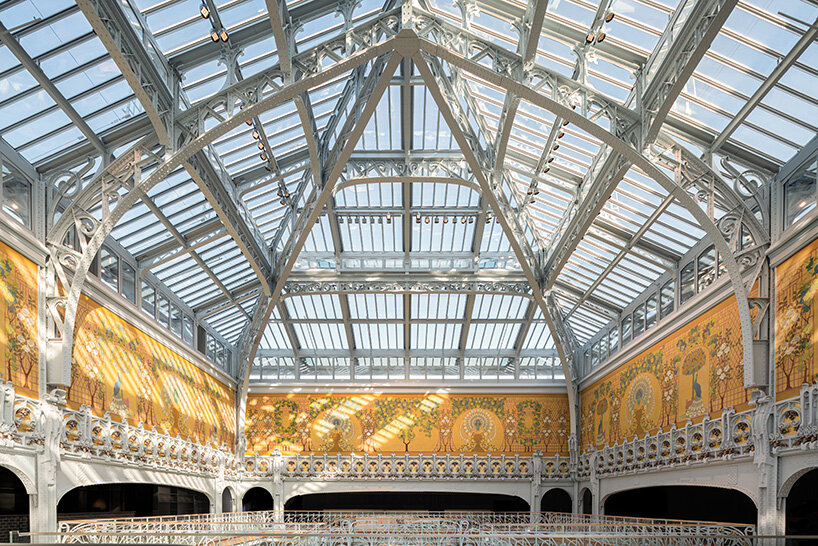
{"left": 284, "top": 492, "right": 529, "bottom": 512}
{"left": 786, "top": 468, "right": 818, "bottom": 538}
{"left": 581, "top": 489, "right": 593, "bottom": 514}
{"left": 58, "top": 484, "right": 209, "bottom": 519}
{"left": 541, "top": 488, "right": 571, "bottom": 513}
{"left": 0, "top": 466, "right": 29, "bottom": 539}
{"left": 243, "top": 487, "right": 274, "bottom": 512}
{"left": 604, "top": 486, "right": 756, "bottom": 524}
{"left": 222, "top": 488, "right": 233, "bottom": 513}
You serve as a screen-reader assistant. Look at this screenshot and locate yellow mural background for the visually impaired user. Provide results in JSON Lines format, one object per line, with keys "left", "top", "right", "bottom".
{"left": 775, "top": 238, "right": 818, "bottom": 400}
{"left": 0, "top": 241, "right": 38, "bottom": 397}
{"left": 580, "top": 295, "right": 751, "bottom": 450}
{"left": 246, "top": 393, "right": 570, "bottom": 456}
{"left": 70, "top": 295, "right": 235, "bottom": 447}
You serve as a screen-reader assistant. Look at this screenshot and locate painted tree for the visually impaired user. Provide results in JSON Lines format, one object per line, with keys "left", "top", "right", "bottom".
{"left": 707, "top": 327, "right": 739, "bottom": 411}
{"left": 776, "top": 299, "right": 811, "bottom": 391}
{"left": 515, "top": 400, "right": 542, "bottom": 452}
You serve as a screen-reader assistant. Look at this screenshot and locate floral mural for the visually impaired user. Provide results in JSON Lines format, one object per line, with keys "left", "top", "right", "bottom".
{"left": 776, "top": 238, "right": 818, "bottom": 399}
{"left": 70, "top": 295, "right": 235, "bottom": 447}
{"left": 580, "top": 295, "right": 750, "bottom": 450}
{"left": 245, "top": 393, "right": 569, "bottom": 456}
{"left": 0, "top": 241, "right": 38, "bottom": 397}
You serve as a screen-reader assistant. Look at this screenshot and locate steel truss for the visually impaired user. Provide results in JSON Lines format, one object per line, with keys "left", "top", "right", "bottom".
{"left": 37, "top": 0, "right": 781, "bottom": 458}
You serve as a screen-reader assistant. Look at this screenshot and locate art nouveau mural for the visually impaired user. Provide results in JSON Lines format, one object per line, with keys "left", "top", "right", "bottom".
{"left": 245, "top": 393, "right": 570, "bottom": 456}
{"left": 0, "top": 241, "right": 38, "bottom": 397}
{"left": 580, "top": 295, "right": 751, "bottom": 450}
{"left": 776, "top": 238, "right": 818, "bottom": 400}
{"left": 70, "top": 295, "right": 235, "bottom": 447}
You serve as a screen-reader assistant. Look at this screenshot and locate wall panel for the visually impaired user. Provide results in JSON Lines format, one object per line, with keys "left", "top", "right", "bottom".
{"left": 246, "top": 393, "right": 570, "bottom": 456}
{"left": 69, "top": 295, "right": 235, "bottom": 447}
{"left": 580, "top": 295, "right": 751, "bottom": 450}
{"left": 0, "top": 240, "right": 38, "bottom": 397}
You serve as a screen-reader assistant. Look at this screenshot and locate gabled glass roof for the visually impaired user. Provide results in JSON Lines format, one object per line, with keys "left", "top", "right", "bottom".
{"left": 3, "top": 0, "right": 816, "bottom": 382}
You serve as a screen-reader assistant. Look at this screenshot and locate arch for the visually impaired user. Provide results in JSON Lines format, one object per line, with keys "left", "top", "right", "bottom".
{"left": 0, "top": 456, "right": 35, "bottom": 496}
{"left": 46, "top": 31, "right": 758, "bottom": 415}
{"left": 540, "top": 488, "right": 572, "bottom": 513}
{"left": 221, "top": 487, "right": 234, "bottom": 513}
{"left": 284, "top": 491, "right": 529, "bottom": 512}
{"left": 242, "top": 487, "right": 274, "bottom": 512}
{"left": 580, "top": 488, "right": 593, "bottom": 515}
{"left": 603, "top": 485, "right": 756, "bottom": 524}
{"left": 0, "top": 466, "right": 31, "bottom": 538}
{"left": 785, "top": 467, "right": 818, "bottom": 537}
{"left": 57, "top": 483, "right": 210, "bottom": 518}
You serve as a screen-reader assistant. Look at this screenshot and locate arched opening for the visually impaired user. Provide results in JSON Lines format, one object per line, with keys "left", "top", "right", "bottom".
{"left": 0, "top": 466, "right": 29, "bottom": 538}
{"left": 242, "top": 487, "right": 274, "bottom": 512}
{"left": 581, "top": 488, "right": 593, "bottom": 514}
{"left": 604, "top": 486, "right": 755, "bottom": 524}
{"left": 58, "top": 484, "right": 209, "bottom": 519}
{"left": 221, "top": 488, "right": 233, "bottom": 513}
{"left": 541, "top": 488, "right": 571, "bottom": 513}
{"left": 786, "top": 468, "right": 818, "bottom": 538}
{"left": 284, "top": 492, "right": 528, "bottom": 512}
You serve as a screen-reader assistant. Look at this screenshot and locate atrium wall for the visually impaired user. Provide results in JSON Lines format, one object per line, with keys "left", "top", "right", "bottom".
{"left": 2, "top": 199, "right": 818, "bottom": 538}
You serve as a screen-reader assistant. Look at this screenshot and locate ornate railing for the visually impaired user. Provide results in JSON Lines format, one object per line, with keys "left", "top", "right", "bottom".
{"left": 244, "top": 452, "right": 571, "bottom": 481}
{"left": 59, "top": 404, "right": 236, "bottom": 477}
{"left": 577, "top": 406, "right": 755, "bottom": 478}
{"left": 773, "top": 383, "right": 818, "bottom": 451}
{"left": 48, "top": 511, "right": 755, "bottom": 544}
{"left": 1, "top": 382, "right": 813, "bottom": 485}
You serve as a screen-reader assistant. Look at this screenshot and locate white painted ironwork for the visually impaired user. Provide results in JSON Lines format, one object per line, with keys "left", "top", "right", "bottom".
{"left": 49, "top": 510, "right": 755, "bottom": 544}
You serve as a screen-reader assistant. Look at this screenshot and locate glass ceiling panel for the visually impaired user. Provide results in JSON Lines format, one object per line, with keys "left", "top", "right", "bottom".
{"left": 5, "top": 0, "right": 812, "bottom": 377}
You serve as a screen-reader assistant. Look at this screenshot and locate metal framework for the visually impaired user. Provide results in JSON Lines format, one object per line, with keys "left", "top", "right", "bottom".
{"left": 1, "top": 0, "right": 813, "bottom": 455}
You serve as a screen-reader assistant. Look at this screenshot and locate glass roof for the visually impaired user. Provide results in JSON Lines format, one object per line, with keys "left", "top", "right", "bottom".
{"left": 2, "top": 0, "right": 816, "bottom": 382}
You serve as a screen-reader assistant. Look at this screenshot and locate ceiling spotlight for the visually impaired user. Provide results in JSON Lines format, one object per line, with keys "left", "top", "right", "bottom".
{"left": 377, "top": 216, "right": 382, "bottom": 224}
{"left": 597, "top": 32, "right": 606, "bottom": 43}
{"left": 386, "top": 213, "right": 392, "bottom": 223}
{"left": 246, "top": 119, "right": 253, "bottom": 126}
{"left": 558, "top": 131, "right": 565, "bottom": 139}
{"left": 553, "top": 144, "right": 560, "bottom": 151}
{"left": 424, "top": 216, "right": 430, "bottom": 224}
{"left": 258, "top": 142, "right": 265, "bottom": 151}
{"left": 252, "top": 130, "right": 260, "bottom": 140}
{"left": 219, "top": 28, "right": 229, "bottom": 42}
{"left": 585, "top": 32, "right": 595, "bottom": 44}
{"left": 461, "top": 216, "right": 467, "bottom": 224}
{"left": 416, "top": 213, "right": 421, "bottom": 223}
{"left": 362, "top": 216, "right": 368, "bottom": 224}
{"left": 277, "top": 190, "right": 282, "bottom": 197}
{"left": 527, "top": 188, "right": 533, "bottom": 196}
{"left": 605, "top": 12, "right": 615, "bottom": 23}
{"left": 534, "top": 187, "right": 540, "bottom": 195}
{"left": 486, "top": 215, "right": 492, "bottom": 224}
{"left": 259, "top": 153, "right": 267, "bottom": 161}
{"left": 434, "top": 216, "right": 440, "bottom": 224}
{"left": 547, "top": 157, "right": 554, "bottom": 163}
{"left": 264, "top": 165, "right": 272, "bottom": 172}
{"left": 280, "top": 199, "right": 287, "bottom": 205}
{"left": 200, "top": 4, "right": 210, "bottom": 19}
{"left": 468, "top": 216, "right": 474, "bottom": 224}
{"left": 210, "top": 30, "right": 219, "bottom": 42}
{"left": 355, "top": 216, "right": 360, "bottom": 224}
{"left": 563, "top": 120, "right": 569, "bottom": 127}
{"left": 543, "top": 166, "right": 550, "bottom": 173}
{"left": 338, "top": 216, "right": 345, "bottom": 224}
{"left": 443, "top": 216, "right": 448, "bottom": 224}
